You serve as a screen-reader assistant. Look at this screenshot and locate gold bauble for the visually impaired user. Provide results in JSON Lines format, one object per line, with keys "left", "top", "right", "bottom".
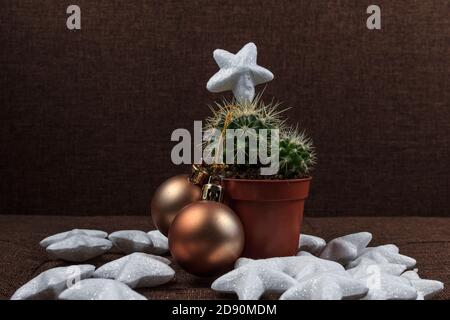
{"left": 151, "top": 175, "right": 202, "bottom": 236}
{"left": 169, "top": 201, "right": 244, "bottom": 277}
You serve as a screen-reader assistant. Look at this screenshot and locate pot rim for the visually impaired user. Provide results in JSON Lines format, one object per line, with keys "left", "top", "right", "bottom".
{"left": 223, "top": 176, "right": 312, "bottom": 183}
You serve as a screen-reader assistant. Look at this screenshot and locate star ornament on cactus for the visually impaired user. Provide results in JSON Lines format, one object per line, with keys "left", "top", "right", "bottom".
{"left": 206, "top": 42, "right": 274, "bottom": 104}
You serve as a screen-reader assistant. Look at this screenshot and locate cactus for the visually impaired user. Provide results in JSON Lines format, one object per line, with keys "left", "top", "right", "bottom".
{"left": 278, "top": 128, "right": 316, "bottom": 179}
{"left": 203, "top": 96, "right": 316, "bottom": 179}
{"left": 204, "top": 96, "right": 285, "bottom": 166}
{"left": 205, "top": 95, "right": 285, "bottom": 132}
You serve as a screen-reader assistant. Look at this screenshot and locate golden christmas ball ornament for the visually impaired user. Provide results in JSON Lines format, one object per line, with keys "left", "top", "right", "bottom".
{"left": 168, "top": 177, "right": 245, "bottom": 277}
{"left": 151, "top": 174, "right": 202, "bottom": 236}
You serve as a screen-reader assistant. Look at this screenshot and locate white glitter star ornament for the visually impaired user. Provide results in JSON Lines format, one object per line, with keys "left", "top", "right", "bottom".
{"left": 298, "top": 234, "right": 326, "bottom": 255}
{"left": 40, "top": 229, "right": 108, "bottom": 247}
{"left": 346, "top": 257, "right": 407, "bottom": 278}
{"left": 211, "top": 258, "right": 297, "bottom": 300}
{"left": 58, "top": 279, "right": 147, "bottom": 300}
{"left": 108, "top": 230, "right": 168, "bottom": 255}
{"left": 401, "top": 270, "right": 444, "bottom": 300}
{"left": 45, "top": 234, "right": 113, "bottom": 262}
{"left": 93, "top": 252, "right": 174, "bottom": 288}
{"left": 359, "top": 272, "right": 418, "bottom": 300}
{"left": 206, "top": 42, "right": 274, "bottom": 103}
{"left": 320, "top": 232, "right": 372, "bottom": 265}
{"left": 347, "top": 244, "right": 416, "bottom": 269}
{"left": 212, "top": 256, "right": 344, "bottom": 300}
{"left": 11, "top": 265, "right": 95, "bottom": 300}
{"left": 280, "top": 271, "right": 368, "bottom": 300}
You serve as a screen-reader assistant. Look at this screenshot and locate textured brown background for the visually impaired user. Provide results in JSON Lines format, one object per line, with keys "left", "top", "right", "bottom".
{"left": 0, "top": 1, "right": 449, "bottom": 216}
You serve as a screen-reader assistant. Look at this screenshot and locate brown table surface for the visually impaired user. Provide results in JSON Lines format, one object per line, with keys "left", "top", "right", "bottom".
{"left": 0, "top": 215, "right": 448, "bottom": 300}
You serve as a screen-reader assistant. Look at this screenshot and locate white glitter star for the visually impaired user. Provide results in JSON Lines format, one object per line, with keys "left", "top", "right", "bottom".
{"left": 93, "top": 253, "right": 174, "bottom": 288}
{"left": 207, "top": 42, "right": 274, "bottom": 103}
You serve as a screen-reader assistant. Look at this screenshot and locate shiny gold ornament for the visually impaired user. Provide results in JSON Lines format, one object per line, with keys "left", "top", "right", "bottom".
{"left": 151, "top": 175, "right": 202, "bottom": 236}
{"left": 168, "top": 177, "right": 244, "bottom": 277}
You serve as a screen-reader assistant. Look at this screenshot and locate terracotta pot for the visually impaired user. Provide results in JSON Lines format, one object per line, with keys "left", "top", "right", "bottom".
{"left": 223, "top": 177, "right": 311, "bottom": 259}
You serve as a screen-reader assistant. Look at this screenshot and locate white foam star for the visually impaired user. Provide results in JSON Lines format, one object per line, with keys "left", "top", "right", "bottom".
{"left": 347, "top": 258, "right": 419, "bottom": 300}
{"left": 280, "top": 271, "right": 368, "bottom": 300}
{"left": 46, "top": 234, "right": 112, "bottom": 262}
{"left": 93, "top": 253, "right": 174, "bottom": 289}
{"left": 108, "top": 230, "right": 168, "bottom": 255}
{"left": 298, "top": 234, "right": 326, "bottom": 255}
{"left": 59, "top": 279, "right": 147, "bottom": 300}
{"left": 347, "top": 244, "right": 416, "bottom": 269}
{"left": 346, "top": 257, "right": 407, "bottom": 278}
{"left": 320, "top": 232, "right": 372, "bottom": 264}
{"left": 211, "top": 258, "right": 297, "bottom": 300}
{"left": 11, "top": 265, "right": 95, "bottom": 300}
{"left": 359, "top": 272, "right": 418, "bottom": 300}
{"left": 40, "top": 229, "right": 108, "bottom": 248}
{"left": 206, "top": 42, "right": 274, "bottom": 103}
{"left": 212, "top": 256, "right": 344, "bottom": 300}
{"left": 401, "top": 270, "right": 444, "bottom": 300}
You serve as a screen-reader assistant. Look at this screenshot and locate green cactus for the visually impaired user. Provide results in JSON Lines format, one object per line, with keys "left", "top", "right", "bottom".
{"left": 203, "top": 96, "right": 316, "bottom": 179}
{"left": 205, "top": 96, "right": 285, "bottom": 132}
{"left": 278, "top": 129, "right": 316, "bottom": 179}
{"left": 204, "top": 96, "right": 285, "bottom": 166}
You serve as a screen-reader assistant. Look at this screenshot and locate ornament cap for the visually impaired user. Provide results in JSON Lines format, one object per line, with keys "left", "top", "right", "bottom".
{"left": 190, "top": 164, "right": 209, "bottom": 186}
{"left": 202, "top": 176, "right": 224, "bottom": 202}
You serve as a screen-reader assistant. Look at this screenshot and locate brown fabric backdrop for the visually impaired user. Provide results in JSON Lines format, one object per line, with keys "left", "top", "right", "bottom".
{"left": 0, "top": 1, "right": 449, "bottom": 216}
